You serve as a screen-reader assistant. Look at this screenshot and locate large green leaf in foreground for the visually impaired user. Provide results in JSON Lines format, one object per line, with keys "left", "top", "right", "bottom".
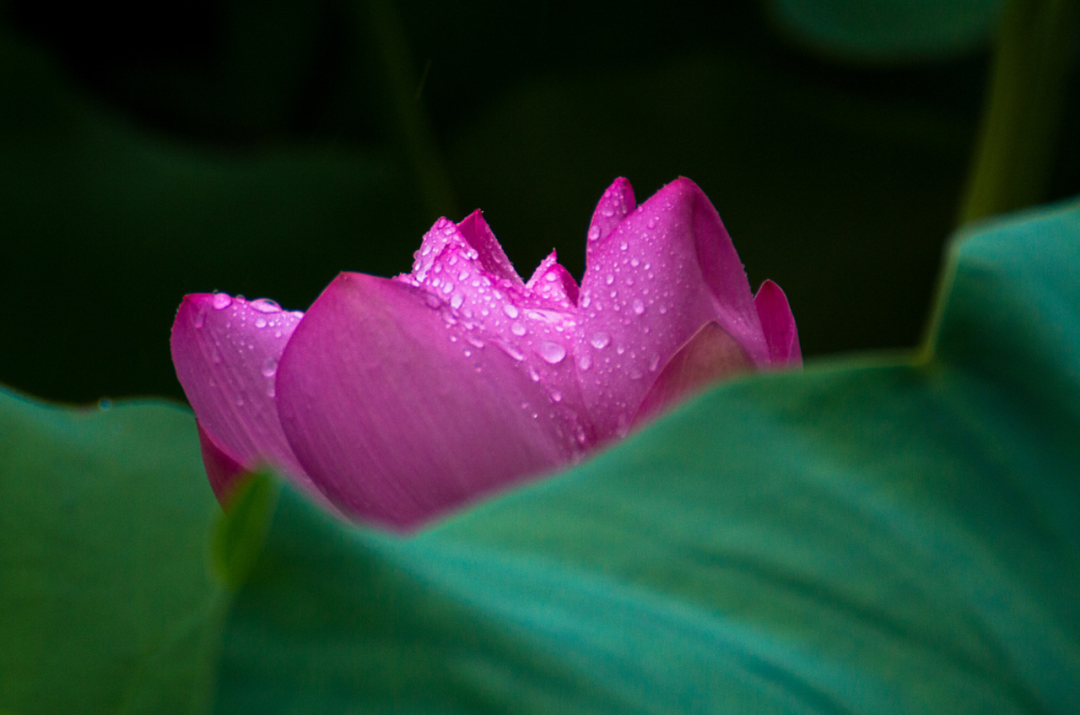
{"left": 214, "top": 201, "right": 1080, "bottom": 713}
{"left": 3, "top": 199, "right": 1079, "bottom": 713}
{"left": 0, "top": 397, "right": 222, "bottom": 714}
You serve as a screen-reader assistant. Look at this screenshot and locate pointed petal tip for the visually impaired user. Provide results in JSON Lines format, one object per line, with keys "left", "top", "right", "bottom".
{"left": 754, "top": 279, "right": 802, "bottom": 366}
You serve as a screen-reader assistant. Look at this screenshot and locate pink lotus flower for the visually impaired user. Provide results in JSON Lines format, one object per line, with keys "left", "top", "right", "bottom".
{"left": 171, "top": 178, "right": 800, "bottom": 530}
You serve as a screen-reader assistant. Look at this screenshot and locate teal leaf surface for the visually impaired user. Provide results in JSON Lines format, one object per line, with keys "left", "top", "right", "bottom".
{"left": 766, "top": 0, "right": 1007, "bottom": 62}
{"left": 211, "top": 200, "right": 1080, "bottom": 711}
{"left": 0, "top": 393, "right": 222, "bottom": 715}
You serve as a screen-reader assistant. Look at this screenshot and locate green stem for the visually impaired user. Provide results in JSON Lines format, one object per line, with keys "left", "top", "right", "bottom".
{"left": 958, "top": 0, "right": 1079, "bottom": 224}
{"left": 366, "top": 0, "right": 459, "bottom": 221}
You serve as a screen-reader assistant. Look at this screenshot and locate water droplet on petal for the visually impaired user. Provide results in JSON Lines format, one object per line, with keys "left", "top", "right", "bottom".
{"left": 501, "top": 343, "right": 525, "bottom": 361}
{"left": 442, "top": 282, "right": 454, "bottom": 294}
{"left": 266, "top": 384, "right": 276, "bottom": 398}
{"left": 212, "top": 294, "right": 232, "bottom": 310}
{"left": 450, "top": 293, "right": 464, "bottom": 310}
{"left": 261, "top": 357, "right": 278, "bottom": 377}
{"left": 250, "top": 298, "right": 280, "bottom": 313}
{"left": 254, "top": 316, "right": 267, "bottom": 329}
{"left": 538, "top": 341, "right": 567, "bottom": 364}
{"left": 578, "top": 353, "right": 592, "bottom": 370}
{"left": 649, "top": 354, "right": 661, "bottom": 372}
{"left": 632, "top": 299, "right": 645, "bottom": 315}
{"left": 588, "top": 225, "right": 601, "bottom": 241}
{"left": 590, "top": 332, "right": 610, "bottom": 349}
{"left": 466, "top": 335, "right": 485, "bottom": 349}
{"left": 528, "top": 366, "right": 541, "bottom": 382}
{"left": 510, "top": 322, "right": 526, "bottom": 336}
{"left": 619, "top": 241, "right": 628, "bottom": 251}
{"left": 605, "top": 274, "right": 615, "bottom": 285}
{"left": 503, "top": 304, "right": 520, "bottom": 319}
{"left": 551, "top": 390, "right": 563, "bottom": 403}
{"left": 192, "top": 309, "right": 206, "bottom": 328}
{"left": 424, "top": 293, "right": 442, "bottom": 309}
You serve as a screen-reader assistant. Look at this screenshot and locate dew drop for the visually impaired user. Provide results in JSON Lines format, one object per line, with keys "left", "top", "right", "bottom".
{"left": 578, "top": 353, "right": 592, "bottom": 370}
{"left": 546, "top": 272, "right": 558, "bottom": 282}
{"left": 254, "top": 316, "right": 267, "bottom": 329}
{"left": 587, "top": 225, "right": 601, "bottom": 241}
{"left": 649, "top": 354, "right": 661, "bottom": 372}
{"left": 424, "top": 293, "right": 442, "bottom": 309}
{"left": 212, "top": 293, "right": 232, "bottom": 310}
{"left": 632, "top": 299, "right": 645, "bottom": 315}
{"left": 466, "top": 335, "right": 485, "bottom": 349}
{"left": 601, "top": 207, "right": 615, "bottom": 217}
{"left": 528, "top": 366, "right": 541, "bottom": 382}
{"left": 192, "top": 309, "right": 206, "bottom": 328}
{"left": 463, "top": 349, "right": 472, "bottom": 357}
{"left": 590, "top": 332, "right": 610, "bottom": 349}
{"left": 538, "top": 341, "right": 567, "bottom": 364}
{"left": 629, "top": 369, "right": 643, "bottom": 380}
{"left": 616, "top": 345, "right": 626, "bottom": 355}
{"left": 503, "top": 304, "right": 520, "bottom": 319}
{"left": 551, "top": 390, "right": 563, "bottom": 403}
{"left": 261, "top": 357, "right": 278, "bottom": 377}
{"left": 458, "top": 269, "right": 470, "bottom": 281}
{"left": 630, "top": 258, "right": 640, "bottom": 267}
{"left": 619, "top": 241, "right": 628, "bottom": 251}
{"left": 274, "top": 330, "right": 283, "bottom": 338}
{"left": 450, "top": 293, "right": 464, "bottom": 310}
{"left": 605, "top": 274, "right": 615, "bottom": 285}
{"left": 266, "top": 384, "right": 276, "bottom": 398}
{"left": 250, "top": 298, "right": 280, "bottom": 313}
{"left": 581, "top": 294, "right": 592, "bottom": 308}
{"left": 510, "top": 322, "right": 527, "bottom": 336}
{"left": 442, "top": 282, "right": 454, "bottom": 294}
{"left": 502, "top": 343, "right": 525, "bottom": 361}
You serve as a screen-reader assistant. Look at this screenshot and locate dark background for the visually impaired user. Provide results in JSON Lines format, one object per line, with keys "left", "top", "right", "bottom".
{"left": 2, "top": 0, "right": 1078, "bottom": 403}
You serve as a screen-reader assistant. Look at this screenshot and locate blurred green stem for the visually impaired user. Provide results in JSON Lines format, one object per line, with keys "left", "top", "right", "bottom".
{"left": 958, "top": 0, "right": 1079, "bottom": 224}
{"left": 366, "top": 0, "right": 459, "bottom": 220}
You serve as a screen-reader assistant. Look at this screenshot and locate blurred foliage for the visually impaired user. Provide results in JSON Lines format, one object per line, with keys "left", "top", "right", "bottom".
{"left": 3, "top": 186, "right": 1079, "bottom": 714}
{"left": 766, "top": 0, "right": 1007, "bottom": 62}
{"left": 1, "top": 0, "right": 1079, "bottom": 403}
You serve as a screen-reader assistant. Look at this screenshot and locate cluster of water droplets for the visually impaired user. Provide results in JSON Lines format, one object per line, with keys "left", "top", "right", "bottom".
{"left": 399, "top": 216, "right": 592, "bottom": 453}
{"left": 189, "top": 292, "right": 302, "bottom": 403}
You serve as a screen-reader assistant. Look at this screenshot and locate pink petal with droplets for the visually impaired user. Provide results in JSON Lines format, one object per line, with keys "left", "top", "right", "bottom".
{"left": 275, "top": 272, "right": 585, "bottom": 531}
{"left": 755, "top": 279, "right": 802, "bottom": 366}
{"left": 170, "top": 293, "right": 321, "bottom": 501}
{"left": 576, "top": 177, "right": 766, "bottom": 442}
{"left": 586, "top": 177, "right": 636, "bottom": 258}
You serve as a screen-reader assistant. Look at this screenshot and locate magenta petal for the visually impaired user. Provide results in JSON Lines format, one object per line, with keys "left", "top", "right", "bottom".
{"left": 577, "top": 177, "right": 766, "bottom": 440}
{"left": 526, "top": 251, "right": 579, "bottom": 308}
{"left": 456, "top": 210, "right": 524, "bottom": 285}
{"left": 755, "top": 279, "right": 802, "bottom": 366}
{"left": 586, "top": 178, "right": 636, "bottom": 257}
{"left": 170, "top": 294, "right": 319, "bottom": 497}
{"left": 197, "top": 420, "right": 245, "bottom": 503}
{"left": 275, "top": 272, "right": 582, "bottom": 530}
{"left": 632, "top": 322, "right": 754, "bottom": 427}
